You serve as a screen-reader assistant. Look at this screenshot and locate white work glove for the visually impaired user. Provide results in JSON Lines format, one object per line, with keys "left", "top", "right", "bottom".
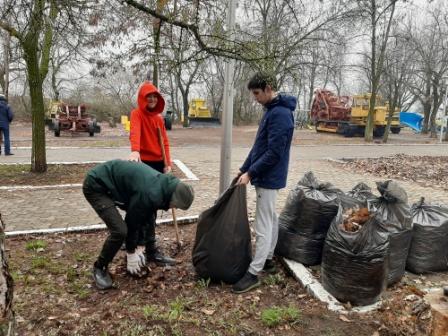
{"left": 126, "top": 252, "right": 142, "bottom": 275}
{"left": 128, "top": 151, "right": 141, "bottom": 162}
{"left": 136, "top": 246, "right": 146, "bottom": 267}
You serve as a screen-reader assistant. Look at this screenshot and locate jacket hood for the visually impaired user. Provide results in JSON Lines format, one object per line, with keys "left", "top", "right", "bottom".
{"left": 137, "top": 81, "right": 165, "bottom": 115}
{"left": 266, "top": 94, "right": 297, "bottom": 111}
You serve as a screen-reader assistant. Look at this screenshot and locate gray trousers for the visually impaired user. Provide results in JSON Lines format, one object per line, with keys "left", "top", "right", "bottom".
{"left": 248, "top": 187, "right": 279, "bottom": 275}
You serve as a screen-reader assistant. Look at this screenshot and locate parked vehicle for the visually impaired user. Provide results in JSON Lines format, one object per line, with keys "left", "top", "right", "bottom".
{"left": 310, "top": 89, "right": 401, "bottom": 137}
{"left": 48, "top": 102, "right": 99, "bottom": 137}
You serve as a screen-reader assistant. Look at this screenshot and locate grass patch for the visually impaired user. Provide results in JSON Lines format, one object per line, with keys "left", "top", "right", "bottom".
{"left": 26, "top": 240, "right": 48, "bottom": 251}
{"left": 261, "top": 305, "right": 301, "bottom": 327}
{"left": 31, "top": 256, "right": 50, "bottom": 269}
{"left": 168, "top": 296, "right": 191, "bottom": 321}
{"left": 263, "top": 273, "right": 285, "bottom": 286}
{"left": 196, "top": 277, "right": 211, "bottom": 289}
{"left": 142, "top": 304, "right": 164, "bottom": 321}
{"left": 0, "top": 164, "right": 30, "bottom": 176}
{"left": 68, "top": 280, "right": 90, "bottom": 299}
{"left": 74, "top": 252, "right": 90, "bottom": 262}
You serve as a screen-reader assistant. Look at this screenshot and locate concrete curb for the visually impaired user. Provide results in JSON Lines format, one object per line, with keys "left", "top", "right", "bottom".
{"left": 5, "top": 215, "right": 199, "bottom": 237}
{"left": 282, "top": 258, "right": 381, "bottom": 313}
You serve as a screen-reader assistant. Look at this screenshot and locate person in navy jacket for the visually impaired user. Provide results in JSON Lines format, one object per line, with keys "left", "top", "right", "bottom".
{"left": 234, "top": 72, "right": 296, "bottom": 293}
{"left": 0, "top": 93, "right": 14, "bottom": 156}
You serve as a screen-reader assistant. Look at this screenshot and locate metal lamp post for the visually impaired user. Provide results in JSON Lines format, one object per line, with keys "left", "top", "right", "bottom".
{"left": 219, "top": 0, "right": 237, "bottom": 195}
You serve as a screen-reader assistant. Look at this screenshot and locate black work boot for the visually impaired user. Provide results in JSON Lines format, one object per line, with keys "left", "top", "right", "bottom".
{"left": 147, "top": 248, "right": 177, "bottom": 266}
{"left": 263, "top": 259, "right": 277, "bottom": 274}
{"left": 444, "top": 286, "right": 448, "bottom": 296}
{"left": 92, "top": 263, "right": 113, "bottom": 290}
{"left": 232, "top": 271, "right": 260, "bottom": 294}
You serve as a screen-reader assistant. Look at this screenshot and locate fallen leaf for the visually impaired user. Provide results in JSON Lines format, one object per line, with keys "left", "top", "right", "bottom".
{"left": 201, "top": 309, "right": 215, "bottom": 316}
{"left": 339, "top": 315, "right": 352, "bottom": 323}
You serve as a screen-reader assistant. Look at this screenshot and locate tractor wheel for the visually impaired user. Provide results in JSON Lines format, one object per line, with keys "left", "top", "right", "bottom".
{"left": 88, "top": 121, "right": 95, "bottom": 137}
{"left": 373, "top": 126, "right": 385, "bottom": 138}
{"left": 391, "top": 127, "right": 401, "bottom": 134}
{"left": 53, "top": 120, "right": 60, "bottom": 137}
{"left": 164, "top": 115, "right": 172, "bottom": 130}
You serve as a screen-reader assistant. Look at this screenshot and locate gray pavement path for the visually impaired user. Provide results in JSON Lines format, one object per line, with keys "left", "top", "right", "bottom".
{"left": 1, "top": 143, "right": 448, "bottom": 232}
{"left": 1, "top": 143, "right": 448, "bottom": 164}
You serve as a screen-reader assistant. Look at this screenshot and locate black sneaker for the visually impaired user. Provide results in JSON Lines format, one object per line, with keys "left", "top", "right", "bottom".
{"left": 147, "top": 250, "right": 177, "bottom": 266}
{"left": 263, "top": 259, "right": 277, "bottom": 274}
{"left": 444, "top": 286, "right": 448, "bottom": 296}
{"left": 5, "top": 153, "right": 13, "bottom": 156}
{"left": 92, "top": 265, "right": 113, "bottom": 290}
{"left": 232, "top": 271, "right": 260, "bottom": 294}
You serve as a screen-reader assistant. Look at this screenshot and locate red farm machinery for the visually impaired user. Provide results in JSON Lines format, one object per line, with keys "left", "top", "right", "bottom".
{"left": 47, "top": 102, "right": 100, "bottom": 137}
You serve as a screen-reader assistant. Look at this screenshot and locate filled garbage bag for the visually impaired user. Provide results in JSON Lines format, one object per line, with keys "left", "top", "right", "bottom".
{"left": 406, "top": 198, "right": 448, "bottom": 274}
{"left": 347, "top": 182, "right": 376, "bottom": 202}
{"left": 321, "top": 205, "right": 389, "bottom": 306}
{"left": 192, "top": 183, "right": 252, "bottom": 284}
{"left": 275, "top": 172, "right": 341, "bottom": 265}
{"left": 368, "top": 180, "right": 412, "bottom": 286}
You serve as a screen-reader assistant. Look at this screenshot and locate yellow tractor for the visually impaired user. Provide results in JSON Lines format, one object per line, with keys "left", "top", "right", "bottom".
{"left": 182, "top": 98, "right": 220, "bottom": 127}
{"left": 351, "top": 94, "right": 401, "bottom": 136}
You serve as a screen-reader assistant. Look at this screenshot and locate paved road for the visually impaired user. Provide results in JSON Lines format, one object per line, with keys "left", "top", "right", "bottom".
{"left": 1, "top": 143, "right": 448, "bottom": 232}
{"left": 2, "top": 143, "right": 448, "bottom": 164}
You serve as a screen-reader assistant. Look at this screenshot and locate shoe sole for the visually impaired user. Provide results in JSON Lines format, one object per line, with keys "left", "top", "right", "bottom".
{"left": 232, "top": 281, "right": 261, "bottom": 294}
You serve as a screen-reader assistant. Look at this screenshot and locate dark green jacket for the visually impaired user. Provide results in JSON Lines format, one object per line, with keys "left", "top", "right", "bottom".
{"left": 85, "top": 159, "right": 179, "bottom": 226}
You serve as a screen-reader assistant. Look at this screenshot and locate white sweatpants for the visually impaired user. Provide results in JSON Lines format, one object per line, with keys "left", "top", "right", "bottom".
{"left": 248, "top": 187, "right": 279, "bottom": 275}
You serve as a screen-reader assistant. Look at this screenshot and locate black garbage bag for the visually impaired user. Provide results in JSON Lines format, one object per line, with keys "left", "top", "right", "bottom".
{"left": 275, "top": 171, "right": 341, "bottom": 265}
{"left": 321, "top": 205, "right": 389, "bottom": 306}
{"left": 406, "top": 198, "right": 448, "bottom": 274}
{"left": 368, "top": 180, "right": 412, "bottom": 286}
{"left": 347, "top": 182, "right": 376, "bottom": 202}
{"left": 192, "top": 183, "right": 252, "bottom": 284}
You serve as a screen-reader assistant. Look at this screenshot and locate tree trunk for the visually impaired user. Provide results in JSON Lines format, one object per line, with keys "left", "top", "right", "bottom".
{"left": 0, "top": 214, "right": 15, "bottom": 336}
{"left": 429, "top": 81, "right": 439, "bottom": 138}
{"left": 24, "top": 48, "right": 47, "bottom": 172}
{"left": 181, "top": 92, "right": 189, "bottom": 127}
{"left": 421, "top": 74, "right": 432, "bottom": 134}
{"left": 152, "top": 20, "right": 161, "bottom": 87}
{"left": 2, "top": 32, "right": 10, "bottom": 100}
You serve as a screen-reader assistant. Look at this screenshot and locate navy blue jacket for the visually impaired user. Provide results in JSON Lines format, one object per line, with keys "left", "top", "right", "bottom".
{"left": 0, "top": 96, "right": 13, "bottom": 127}
{"left": 240, "top": 94, "right": 296, "bottom": 189}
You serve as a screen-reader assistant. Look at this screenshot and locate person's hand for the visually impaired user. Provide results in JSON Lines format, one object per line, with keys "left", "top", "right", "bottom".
{"left": 237, "top": 172, "right": 251, "bottom": 185}
{"left": 126, "top": 252, "right": 142, "bottom": 275}
{"left": 136, "top": 246, "right": 146, "bottom": 267}
{"left": 128, "top": 151, "right": 141, "bottom": 162}
{"left": 164, "top": 165, "right": 172, "bottom": 174}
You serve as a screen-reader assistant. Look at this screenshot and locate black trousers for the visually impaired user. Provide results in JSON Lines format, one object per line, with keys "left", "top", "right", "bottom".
{"left": 139, "top": 160, "right": 165, "bottom": 253}
{"left": 83, "top": 178, "right": 139, "bottom": 268}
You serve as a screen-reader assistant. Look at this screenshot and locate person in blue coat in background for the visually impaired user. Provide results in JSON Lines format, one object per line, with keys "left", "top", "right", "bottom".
{"left": 234, "top": 72, "right": 296, "bottom": 293}
{"left": 0, "top": 93, "right": 14, "bottom": 156}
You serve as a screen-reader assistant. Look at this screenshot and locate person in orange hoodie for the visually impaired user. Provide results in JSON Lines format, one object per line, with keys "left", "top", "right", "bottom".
{"left": 128, "top": 81, "right": 176, "bottom": 266}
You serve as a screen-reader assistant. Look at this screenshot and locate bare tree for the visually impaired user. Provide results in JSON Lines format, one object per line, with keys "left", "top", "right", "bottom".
{"left": 405, "top": 3, "right": 448, "bottom": 137}
{"left": 0, "top": 214, "right": 15, "bottom": 335}
{"left": 0, "top": 0, "right": 97, "bottom": 172}
{"left": 354, "top": 0, "right": 399, "bottom": 142}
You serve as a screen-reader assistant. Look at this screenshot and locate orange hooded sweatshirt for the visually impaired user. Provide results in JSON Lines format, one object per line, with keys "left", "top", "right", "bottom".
{"left": 129, "top": 82, "right": 171, "bottom": 165}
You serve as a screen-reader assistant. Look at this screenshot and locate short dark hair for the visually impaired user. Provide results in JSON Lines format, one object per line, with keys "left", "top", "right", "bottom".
{"left": 247, "top": 72, "right": 278, "bottom": 91}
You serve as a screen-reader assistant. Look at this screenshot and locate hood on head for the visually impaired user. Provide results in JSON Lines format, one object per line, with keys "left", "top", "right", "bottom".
{"left": 137, "top": 81, "right": 165, "bottom": 115}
